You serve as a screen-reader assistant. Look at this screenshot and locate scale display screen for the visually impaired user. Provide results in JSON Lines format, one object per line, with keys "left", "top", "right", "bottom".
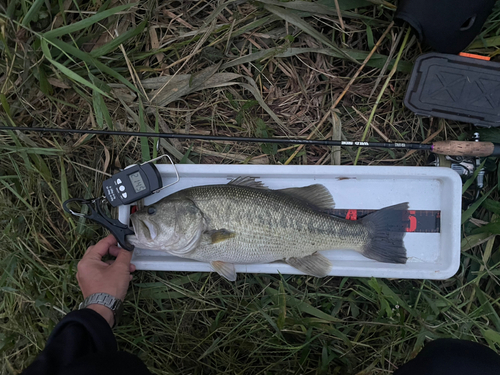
{"left": 128, "top": 172, "right": 147, "bottom": 193}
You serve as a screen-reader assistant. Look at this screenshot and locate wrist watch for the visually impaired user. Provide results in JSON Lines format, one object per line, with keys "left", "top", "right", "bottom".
{"left": 79, "top": 293, "right": 124, "bottom": 328}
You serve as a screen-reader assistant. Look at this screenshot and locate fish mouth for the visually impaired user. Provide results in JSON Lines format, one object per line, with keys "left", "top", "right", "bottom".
{"left": 131, "top": 217, "right": 158, "bottom": 242}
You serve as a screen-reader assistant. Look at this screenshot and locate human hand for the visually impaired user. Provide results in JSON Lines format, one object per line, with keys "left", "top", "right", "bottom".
{"left": 76, "top": 234, "right": 136, "bottom": 326}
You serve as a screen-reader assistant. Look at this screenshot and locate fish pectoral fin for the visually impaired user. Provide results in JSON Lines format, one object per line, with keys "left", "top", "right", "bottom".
{"left": 206, "top": 229, "right": 236, "bottom": 244}
{"left": 278, "top": 185, "right": 335, "bottom": 209}
{"left": 286, "top": 253, "right": 332, "bottom": 277}
{"left": 211, "top": 261, "right": 237, "bottom": 281}
{"left": 227, "top": 176, "right": 268, "bottom": 189}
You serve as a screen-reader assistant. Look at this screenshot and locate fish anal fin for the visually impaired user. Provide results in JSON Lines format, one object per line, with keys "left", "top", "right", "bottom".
{"left": 228, "top": 176, "right": 267, "bottom": 189}
{"left": 279, "top": 184, "right": 335, "bottom": 209}
{"left": 206, "top": 229, "right": 236, "bottom": 244}
{"left": 286, "top": 253, "right": 332, "bottom": 277}
{"left": 211, "top": 261, "right": 237, "bottom": 281}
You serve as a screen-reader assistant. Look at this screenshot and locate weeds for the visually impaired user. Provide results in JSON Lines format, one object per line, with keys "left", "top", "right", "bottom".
{"left": 1, "top": 0, "right": 500, "bottom": 374}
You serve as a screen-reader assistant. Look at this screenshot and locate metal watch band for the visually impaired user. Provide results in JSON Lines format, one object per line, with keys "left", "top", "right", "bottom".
{"left": 79, "top": 292, "right": 123, "bottom": 328}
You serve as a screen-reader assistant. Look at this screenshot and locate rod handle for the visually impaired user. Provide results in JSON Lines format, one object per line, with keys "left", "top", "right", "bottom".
{"left": 432, "top": 141, "right": 500, "bottom": 157}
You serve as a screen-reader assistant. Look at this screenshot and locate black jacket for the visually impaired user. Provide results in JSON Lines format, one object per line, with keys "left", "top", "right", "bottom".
{"left": 22, "top": 309, "right": 151, "bottom": 375}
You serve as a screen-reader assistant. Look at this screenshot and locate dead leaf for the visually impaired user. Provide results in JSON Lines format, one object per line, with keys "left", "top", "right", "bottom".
{"left": 149, "top": 27, "right": 164, "bottom": 64}
{"left": 149, "top": 63, "right": 222, "bottom": 107}
{"left": 47, "top": 77, "right": 71, "bottom": 89}
{"left": 97, "top": 138, "right": 111, "bottom": 173}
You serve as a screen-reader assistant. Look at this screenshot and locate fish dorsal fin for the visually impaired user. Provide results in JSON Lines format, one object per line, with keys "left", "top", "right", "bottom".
{"left": 278, "top": 184, "right": 335, "bottom": 209}
{"left": 211, "top": 261, "right": 237, "bottom": 281}
{"left": 228, "top": 176, "right": 267, "bottom": 189}
{"left": 286, "top": 253, "right": 332, "bottom": 277}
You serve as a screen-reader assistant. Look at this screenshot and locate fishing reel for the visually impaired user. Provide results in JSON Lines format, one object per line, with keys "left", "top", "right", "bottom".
{"left": 427, "top": 154, "right": 482, "bottom": 180}
{"left": 428, "top": 133, "right": 496, "bottom": 204}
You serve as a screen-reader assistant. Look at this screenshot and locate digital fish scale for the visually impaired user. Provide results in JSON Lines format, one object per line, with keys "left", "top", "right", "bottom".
{"left": 63, "top": 155, "right": 179, "bottom": 251}
{"left": 102, "top": 155, "right": 179, "bottom": 206}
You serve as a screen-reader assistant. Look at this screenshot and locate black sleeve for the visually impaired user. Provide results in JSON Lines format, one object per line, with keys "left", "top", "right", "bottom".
{"left": 22, "top": 309, "right": 152, "bottom": 375}
{"left": 394, "top": 338, "right": 500, "bottom": 375}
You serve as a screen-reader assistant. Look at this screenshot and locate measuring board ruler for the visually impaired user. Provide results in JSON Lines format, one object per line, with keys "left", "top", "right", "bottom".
{"left": 327, "top": 209, "right": 441, "bottom": 233}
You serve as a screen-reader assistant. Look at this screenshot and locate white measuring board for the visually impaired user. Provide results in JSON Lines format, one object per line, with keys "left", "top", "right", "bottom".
{"left": 118, "top": 165, "right": 462, "bottom": 280}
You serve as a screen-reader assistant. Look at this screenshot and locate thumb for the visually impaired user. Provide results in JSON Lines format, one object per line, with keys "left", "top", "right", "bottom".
{"left": 114, "top": 248, "right": 133, "bottom": 268}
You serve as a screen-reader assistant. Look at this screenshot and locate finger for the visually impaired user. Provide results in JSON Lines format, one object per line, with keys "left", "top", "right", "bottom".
{"left": 105, "top": 260, "right": 114, "bottom": 266}
{"left": 84, "top": 234, "right": 117, "bottom": 260}
{"left": 130, "top": 263, "right": 136, "bottom": 273}
{"left": 84, "top": 234, "right": 117, "bottom": 255}
{"left": 114, "top": 248, "right": 133, "bottom": 267}
{"left": 108, "top": 245, "right": 122, "bottom": 258}
{"left": 129, "top": 275, "right": 133, "bottom": 281}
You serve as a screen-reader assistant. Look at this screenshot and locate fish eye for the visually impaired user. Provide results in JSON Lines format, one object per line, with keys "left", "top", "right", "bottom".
{"left": 147, "top": 206, "right": 156, "bottom": 215}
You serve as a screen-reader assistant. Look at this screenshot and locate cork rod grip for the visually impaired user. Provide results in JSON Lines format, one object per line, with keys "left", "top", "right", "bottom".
{"left": 432, "top": 141, "right": 495, "bottom": 157}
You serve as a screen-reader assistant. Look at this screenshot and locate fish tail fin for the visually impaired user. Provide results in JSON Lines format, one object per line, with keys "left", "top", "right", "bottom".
{"left": 359, "top": 203, "right": 409, "bottom": 264}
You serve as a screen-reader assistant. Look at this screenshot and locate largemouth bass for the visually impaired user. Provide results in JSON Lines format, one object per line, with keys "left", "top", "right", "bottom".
{"left": 127, "top": 176, "right": 408, "bottom": 281}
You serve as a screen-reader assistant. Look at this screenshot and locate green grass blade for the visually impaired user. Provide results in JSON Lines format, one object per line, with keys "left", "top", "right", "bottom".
{"left": 461, "top": 186, "right": 496, "bottom": 224}
{"left": 43, "top": 3, "right": 137, "bottom": 39}
{"left": 482, "top": 329, "right": 500, "bottom": 348}
{"left": 475, "top": 287, "right": 500, "bottom": 332}
{"left": 0, "top": 180, "right": 33, "bottom": 210}
{"left": 0, "top": 93, "right": 11, "bottom": 117}
{"left": 60, "top": 156, "right": 69, "bottom": 204}
{"left": 266, "top": 286, "right": 341, "bottom": 322}
{"left": 92, "top": 90, "right": 113, "bottom": 129}
{"left": 152, "top": 112, "right": 159, "bottom": 160}
{"left": 238, "top": 80, "right": 286, "bottom": 131}
{"left": 29, "top": 154, "right": 52, "bottom": 182}
{"left": 469, "top": 35, "right": 500, "bottom": 49}
{"left": 319, "top": 0, "right": 373, "bottom": 11}
{"left": 37, "top": 66, "right": 53, "bottom": 95}
{"left": 6, "top": 0, "right": 18, "bottom": 18}
{"left": 40, "top": 40, "right": 111, "bottom": 98}
{"left": 138, "top": 99, "right": 150, "bottom": 162}
{"left": 221, "top": 47, "right": 412, "bottom": 73}
{"left": 264, "top": 4, "right": 358, "bottom": 64}
{"left": 179, "top": 145, "right": 193, "bottom": 164}
{"left": 90, "top": 20, "right": 147, "bottom": 58}
{"left": 22, "top": 0, "right": 45, "bottom": 26}
{"left": 0, "top": 145, "right": 63, "bottom": 155}
{"left": 48, "top": 39, "right": 140, "bottom": 94}
{"left": 259, "top": 0, "right": 374, "bottom": 19}
{"left": 471, "top": 221, "right": 500, "bottom": 235}
{"left": 231, "top": 15, "right": 275, "bottom": 38}
{"left": 482, "top": 198, "right": 500, "bottom": 214}
{"left": 461, "top": 233, "right": 495, "bottom": 251}
{"left": 462, "top": 158, "right": 487, "bottom": 194}
{"left": 276, "top": 280, "right": 286, "bottom": 330}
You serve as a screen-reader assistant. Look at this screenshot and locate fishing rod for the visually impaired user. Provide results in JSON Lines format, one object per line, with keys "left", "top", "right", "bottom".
{"left": 3, "top": 125, "right": 493, "bottom": 251}
{"left": 1, "top": 126, "right": 500, "bottom": 157}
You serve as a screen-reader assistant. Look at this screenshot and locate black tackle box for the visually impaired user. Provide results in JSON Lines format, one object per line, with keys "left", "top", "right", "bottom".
{"left": 404, "top": 52, "right": 500, "bottom": 127}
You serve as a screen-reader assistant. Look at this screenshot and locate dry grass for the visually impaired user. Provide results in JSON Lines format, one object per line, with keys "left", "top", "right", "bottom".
{"left": 1, "top": 0, "right": 500, "bottom": 374}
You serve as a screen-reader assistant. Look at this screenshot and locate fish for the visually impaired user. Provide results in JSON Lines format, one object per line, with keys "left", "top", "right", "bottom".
{"left": 127, "top": 176, "right": 408, "bottom": 281}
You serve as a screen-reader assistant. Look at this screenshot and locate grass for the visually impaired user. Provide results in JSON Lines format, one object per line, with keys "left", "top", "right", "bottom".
{"left": 1, "top": 0, "right": 500, "bottom": 374}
